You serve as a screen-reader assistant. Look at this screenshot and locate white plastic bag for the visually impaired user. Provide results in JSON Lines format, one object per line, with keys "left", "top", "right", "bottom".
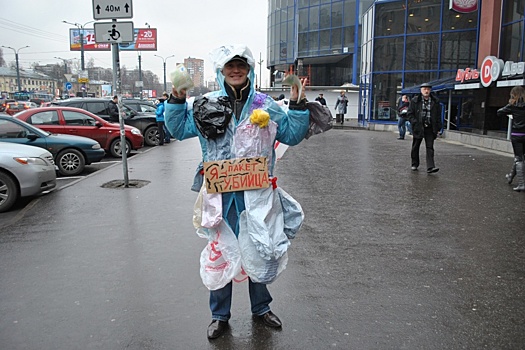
{"left": 238, "top": 210, "right": 289, "bottom": 284}
{"left": 243, "top": 187, "right": 290, "bottom": 260}
{"left": 233, "top": 118, "right": 277, "bottom": 163}
{"left": 199, "top": 220, "right": 242, "bottom": 290}
{"left": 201, "top": 186, "right": 222, "bottom": 228}
{"left": 277, "top": 187, "right": 304, "bottom": 239}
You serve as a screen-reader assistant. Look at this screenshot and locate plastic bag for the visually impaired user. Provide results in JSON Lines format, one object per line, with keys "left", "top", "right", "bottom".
{"left": 277, "top": 187, "right": 304, "bottom": 239}
{"left": 199, "top": 220, "right": 242, "bottom": 290}
{"left": 193, "top": 96, "right": 233, "bottom": 139}
{"left": 233, "top": 117, "right": 277, "bottom": 162}
{"left": 243, "top": 187, "right": 290, "bottom": 260}
{"left": 193, "top": 185, "right": 204, "bottom": 229}
{"left": 170, "top": 64, "right": 194, "bottom": 94}
{"left": 201, "top": 186, "right": 222, "bottom": 228}
{"left": 305, "top": 101, "right": 333, "bottom": 139}
{"left": 238, "top": 210, "right": 289, "bottom": 284}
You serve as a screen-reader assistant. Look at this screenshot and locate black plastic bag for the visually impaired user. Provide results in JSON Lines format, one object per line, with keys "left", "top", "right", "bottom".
{"left": 193, "top": 96, "right": 233, "bottom": 139}
{"left": 305, "top": 101, "right": 333, "bottom": 139}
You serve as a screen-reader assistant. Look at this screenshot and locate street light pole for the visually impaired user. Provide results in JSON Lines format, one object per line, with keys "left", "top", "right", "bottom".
{"left": 258, "top": 52, "right": 264, "bottom": 90}
{"left": 2, "top": 45, "right": 30, "bottom": 92}
{"left": 154, "top": 54, "right": 175, "bottom": 93}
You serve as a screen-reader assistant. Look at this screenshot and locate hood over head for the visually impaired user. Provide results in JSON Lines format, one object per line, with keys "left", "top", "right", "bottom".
{"left": 210, "top": 44, "right": 256, "bottom": 93}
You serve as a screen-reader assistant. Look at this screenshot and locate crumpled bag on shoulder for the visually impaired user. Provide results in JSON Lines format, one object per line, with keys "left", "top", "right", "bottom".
{"left": 276, "top": 187, "right": 304, "bottom": 239}
{"left": 199, "top": 220, "right": 242, "bottom": 290}
{"left": 305, "top": 101, "right": 333, "bottom": 139}
{"left": 238, "top": 210, "right": 289, "bottom": 284}
{"left": 193, "top": 96, "right": 233, "bottom": 139}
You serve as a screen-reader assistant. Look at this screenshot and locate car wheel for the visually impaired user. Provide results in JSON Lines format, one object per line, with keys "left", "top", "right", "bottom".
{"left": 56, "top": 149, "right": 85, "bottom": 176}
{"left": 144, "top": 126, "right": 159, "bottom": 146}
{"left": 109, "top": 138, "right": 132, "bottom": 158}
{"left": 0, "top": 171, "right": 18, "bottom": 213}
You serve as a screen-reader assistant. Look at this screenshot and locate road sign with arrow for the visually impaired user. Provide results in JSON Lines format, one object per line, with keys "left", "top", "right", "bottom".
{"left": 92, "top": 0, "right": 133, "bottom": 20}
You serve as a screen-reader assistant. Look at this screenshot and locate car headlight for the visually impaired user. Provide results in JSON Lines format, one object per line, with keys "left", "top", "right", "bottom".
{"left": 14, "top": 157, "right": 47, "bottom": 166}
{"left": 91, "top": 143, "right": 102, "bottom": 150}
{"left": 131, "top": 128, "right": 141, "bottom": 135}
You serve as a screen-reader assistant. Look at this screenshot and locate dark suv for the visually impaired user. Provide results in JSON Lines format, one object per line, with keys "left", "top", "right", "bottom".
{"left": 122, "top": 99, "right": 157, "bottom": 113}
{"left": 51, "top": 98, "right": 159, "bottom": 146}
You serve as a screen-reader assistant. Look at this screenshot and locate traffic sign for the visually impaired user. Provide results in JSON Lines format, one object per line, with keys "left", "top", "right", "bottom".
{"left": 92, "top": 0, "right": 133, "bottom": 20}
{"left": 65, "top": 82, "right": 72, "bottom": 90}
{"left": 94, "top": 21, "right": 134, "bottom": 43}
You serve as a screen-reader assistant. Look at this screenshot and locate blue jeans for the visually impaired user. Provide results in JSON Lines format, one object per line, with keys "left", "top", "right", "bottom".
{"left": 209, "top": 280, "right": 273, "bottom": 321}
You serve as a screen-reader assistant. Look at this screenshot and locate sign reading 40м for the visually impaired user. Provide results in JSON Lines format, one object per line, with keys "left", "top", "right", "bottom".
{"left": 92, "top": 0, "right": 133, "bottom": 20}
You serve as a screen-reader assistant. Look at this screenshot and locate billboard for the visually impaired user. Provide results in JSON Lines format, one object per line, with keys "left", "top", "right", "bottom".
{"left": 68, "top": 28, "right": 157, "bottom": 51}
{"left": 119, "top": 28, "right": 157, "bottom": 51}
{"left": 69, "top": 29, "right": 110, "bottom": 51}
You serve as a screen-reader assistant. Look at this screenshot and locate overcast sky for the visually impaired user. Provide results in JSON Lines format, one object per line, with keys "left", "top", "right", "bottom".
{"left": 0, "top": 0, "right": 270, "bottom": 86}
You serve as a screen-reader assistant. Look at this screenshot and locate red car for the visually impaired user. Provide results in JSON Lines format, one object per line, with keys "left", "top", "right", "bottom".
{"left": 5, "top": 101, "right": 37, "bottom": 116}
{"left": 15, "top": 106, "right": 144, "bottom": 157}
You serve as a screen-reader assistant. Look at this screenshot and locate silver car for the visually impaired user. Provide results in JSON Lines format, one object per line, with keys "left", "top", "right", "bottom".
{"left": 0, "top": 142, "right": 57, "bottom": 213}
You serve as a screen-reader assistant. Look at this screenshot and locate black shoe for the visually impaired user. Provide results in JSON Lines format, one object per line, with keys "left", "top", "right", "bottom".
{"left": 207, "top": 320, "right": 228, "bottom": 339}
{"left": 397, "top": 137, "right": 404, "bottom": 140}
{"left": 411, "top": 166, "right": 418, "bottom": 171}
{"left": 427, "top": 167, "right": 439, "bottom": 173}
{"left": 260, "top": 311, "right": 282, "bottom": 328}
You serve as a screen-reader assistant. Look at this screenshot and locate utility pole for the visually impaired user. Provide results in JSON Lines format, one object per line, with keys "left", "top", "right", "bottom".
{"left": 258, "top": 52, "right": 264, "bottom": 90}
{"left": 2, "top": 45, "right": 29, "bottom": 92}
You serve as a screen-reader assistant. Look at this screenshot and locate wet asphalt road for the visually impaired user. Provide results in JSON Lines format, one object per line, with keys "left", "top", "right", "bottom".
{"left": 0, "top": 129, "right": 524, "bottom": 349}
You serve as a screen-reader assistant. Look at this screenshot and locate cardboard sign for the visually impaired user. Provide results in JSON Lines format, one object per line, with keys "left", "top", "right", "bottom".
{"left": 203, "top": 157, "right": 269, "bottom": 193}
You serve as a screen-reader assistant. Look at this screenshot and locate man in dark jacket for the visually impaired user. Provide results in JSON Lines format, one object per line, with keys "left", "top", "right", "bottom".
{"left": 407, "top": 83, "right": 442, "bottom": 173}
{"left": 108, "top": 95, "right": 119, "bottom": 122}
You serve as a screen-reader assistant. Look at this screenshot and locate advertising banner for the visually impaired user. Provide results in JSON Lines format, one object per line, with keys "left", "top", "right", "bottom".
{"left": 68, "top": 28, "right": 157, "bottom": 51}
{"left": 69, "top": 29, "right": 110, "bottom": 51}
{"left": 118, "top": 28, "right": 157, "bottom": 51}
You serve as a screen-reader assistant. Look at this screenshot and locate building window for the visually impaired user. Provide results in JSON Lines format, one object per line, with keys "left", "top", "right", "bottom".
{"left": 440, "top": 31, "right": 477, "bottom": 70}
{"left": 405, "top": 34, "right": 440, "bottom": 70}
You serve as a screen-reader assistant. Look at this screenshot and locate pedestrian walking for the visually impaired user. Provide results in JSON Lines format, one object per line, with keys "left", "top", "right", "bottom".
{"left": 108, "top": 95, "right": 120, "bottom": 123}
{"left": 407, "top": 83, "right": 442, "bottom": 173}
{"left": 315, "top": 93, "right": 327, "bottom": 106}
{"left": 397, "top": 95, "right": 410, "bottom": 140}
{"left": 334, "top": 90, "right": 348, "bottom": 125}
{"left": 164, "top": 44, "right": 310, "bottom": 340}
{"left": 155, "top": 92, "right": 169, "bottom": 145}
{"left": 497, "top": 86, "right": 525, "bottom": 192}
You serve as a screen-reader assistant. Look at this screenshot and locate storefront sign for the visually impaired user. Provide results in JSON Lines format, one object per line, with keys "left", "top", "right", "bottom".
{"left": 203, "top": 157, "right": 269, "bottom": 193}
{"left": 449, "top": 0, "right": 478, "bottom": 13}
{"left": 455, "top": 68, "right": 479, "bottom": 83}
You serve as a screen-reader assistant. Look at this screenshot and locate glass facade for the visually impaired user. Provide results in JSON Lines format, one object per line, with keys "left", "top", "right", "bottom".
{"left": 360, "top": 0, "right": 478, "bottom": 123}
{"left": 268, "top": 0, "right": 373, "bottom": 86}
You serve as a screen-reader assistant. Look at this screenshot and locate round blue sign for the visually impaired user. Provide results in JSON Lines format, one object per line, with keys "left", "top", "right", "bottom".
{"left": 65, "top": 82, "right": 72, "bottom": 90}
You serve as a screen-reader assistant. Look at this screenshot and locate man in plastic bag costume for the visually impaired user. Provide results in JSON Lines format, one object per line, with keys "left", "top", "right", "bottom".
{"left": 165, "top": 45, "right": 309, "bottom": 339}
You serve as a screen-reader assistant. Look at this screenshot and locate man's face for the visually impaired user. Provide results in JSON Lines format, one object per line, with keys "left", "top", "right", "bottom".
{"left": 420, "top": 87, "right": 431, "bottom": 98}
{"left": 222, "top": 60, "right": 249, "bottom": 89}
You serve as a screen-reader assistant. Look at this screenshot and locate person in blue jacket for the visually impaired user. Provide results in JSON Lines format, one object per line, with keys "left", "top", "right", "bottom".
{"left": 155, "top": 92, "right": 169, "bottom": 145}
{"left": 165, "top": 45, "right": 310, "bottom": 340}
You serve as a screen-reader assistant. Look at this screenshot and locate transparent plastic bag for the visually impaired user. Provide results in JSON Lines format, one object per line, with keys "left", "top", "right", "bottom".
{"left": 233, "top": 118, "right": 277, "bottom": 162}
{"left": 201, "top": 186, "right": 222, "bottom": 228}
{"left": 277, "top": 187, "right": 304, "bottom": 239}
{"left": 199, "top": 220, "right": 242, "bottom": 290}
{"left": 238, "top": 210, "right": 289, "bottom": 284}
{"left": 243, "top": 187, "right": 290, "bottom": 260}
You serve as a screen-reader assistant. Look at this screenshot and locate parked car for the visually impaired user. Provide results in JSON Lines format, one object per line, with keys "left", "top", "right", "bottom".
{"left": 15, "top": 106, "right": 144, "bottom": 158}
{"left": 0, "top": 99, "right": 15, "bottom": 112}
{"left": 0, "top": 114, "right": 105, "bottom": 176}
{"left": 5, "top": 101, "right": 37, "bottom": 116}
{"left": 0, "top": 141, "right": 57, "bottom": 213}
{"left": 51, "top": 98, "right": 159, "bottom": 146}
{"left": 122, "top": 98, "right": 157, "bottom": 113}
